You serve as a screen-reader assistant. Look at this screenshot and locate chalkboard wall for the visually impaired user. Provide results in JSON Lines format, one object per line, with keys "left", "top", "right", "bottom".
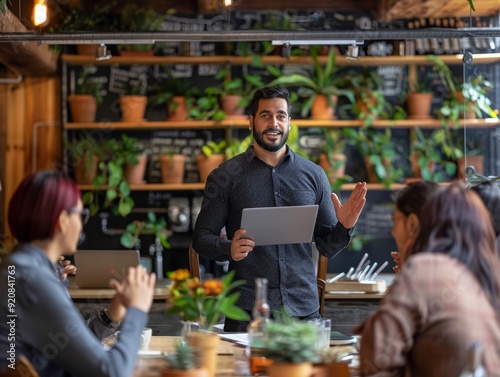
{"left": 65, "top": 9, "right": 500, "bottom": 277}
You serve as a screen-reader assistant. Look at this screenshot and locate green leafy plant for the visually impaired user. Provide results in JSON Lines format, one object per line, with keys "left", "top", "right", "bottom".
{"left": 149, "top": 70, "right": 198, "bottom": 109}
{"left": 82, "top": 134, "right": 143, "bottom": 217}
{"left": 165, "top": 341, "right": 200, "bottom": 370}
{"left": 74, "top": 66, "right": 104, "bottom": 104}
{"left": 51, "top": 2, "right": 118, "bottom": 33}
{"left": 338, "top": 68, "right": 389, "bottom": 126}
{"left": 410, "top": 128, "right": 457, "bottom": 181}
{"left": 188, "top": 88, "right": 226, "bottom": 121}
{"left": 428, "top": 55, "right": 497, "bottom": 125}
{"left": 118, "top": 4, "right": 164, "bottom": 52}
{"left": 225, "top": 134, "right": 253, "bottom": 159}
{"left": 269, "top": 47, "right": 354, "bottom": 118}
{"left": 65, "top": 133, "right": 105, "bottom": 176}
{"left": 120, "top": 211, "right": 171, "bottom": 249}
{"left": 166, "top": 269, "right": 250, "bottom": 331}
{"left": 201, "top": 140, "right": 227, "bottom": 157}
{"left": 262, "top": 310, "right": 320, "bottom": 364}
{"left": 213, "top": 65, "right": 266, "bottom": 110}
{"left": 344, "top": 126, "right": 403, "bottom": 188}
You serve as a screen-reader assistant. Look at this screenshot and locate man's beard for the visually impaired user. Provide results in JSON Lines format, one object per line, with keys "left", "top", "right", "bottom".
{"left": 252, "top": 126, "right": 289, "bottom": 152}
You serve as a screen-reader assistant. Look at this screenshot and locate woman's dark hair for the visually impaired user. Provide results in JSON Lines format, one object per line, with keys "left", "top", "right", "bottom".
{"left": 471, "top": 181, "right": 500, "bottom": 237}
{"left": 409, "top": 182, "right": 500, "bottom": 309}
{"left": 394, "top": 181, "right": 439, "bottom": 219}
{"left": 250, "top": 86, "right": 291, "bottom": 118}
{"left": 8, "top": 170, "right": 81, "bottom": 243}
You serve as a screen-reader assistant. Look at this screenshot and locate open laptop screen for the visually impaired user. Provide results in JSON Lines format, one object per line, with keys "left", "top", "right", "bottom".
{"left": 240, "top": 205, "right": 319, "bottom": 246}
{"left": 74, "top": 250, "right": 140, "bottom": 288}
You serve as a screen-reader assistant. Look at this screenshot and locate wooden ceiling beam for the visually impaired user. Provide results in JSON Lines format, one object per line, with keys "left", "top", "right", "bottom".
{"left": 0, "top": 8, "right": 57, "bottom": 76}
{"left": 378, "top": 0, "right": 500, "bottom": 21}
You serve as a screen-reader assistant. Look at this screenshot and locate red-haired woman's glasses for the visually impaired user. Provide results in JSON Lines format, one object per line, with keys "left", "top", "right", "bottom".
{"left": 67, "top": 208, "right": 90, "bottom": 225}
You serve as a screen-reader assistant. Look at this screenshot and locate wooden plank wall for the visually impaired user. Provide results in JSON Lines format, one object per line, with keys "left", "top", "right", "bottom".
{"left": 0, "top": 74, "right": 61, "bottom": 246}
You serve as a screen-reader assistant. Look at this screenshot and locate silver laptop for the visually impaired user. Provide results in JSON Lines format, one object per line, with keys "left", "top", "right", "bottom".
{"left": 74, "top": 250, "right": 140, "bottom": 288}
{"left": 240, "top": 205, "right": 319, "bottom": 246}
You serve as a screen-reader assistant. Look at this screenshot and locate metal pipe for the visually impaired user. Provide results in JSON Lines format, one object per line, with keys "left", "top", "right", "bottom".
{"left": 1, "top": 28, "right": 500, "bottom": 44}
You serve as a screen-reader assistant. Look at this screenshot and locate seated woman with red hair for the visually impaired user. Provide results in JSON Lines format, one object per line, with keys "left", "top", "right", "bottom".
{"left": 0, "top": 170, "right": 156, "bottom": 377}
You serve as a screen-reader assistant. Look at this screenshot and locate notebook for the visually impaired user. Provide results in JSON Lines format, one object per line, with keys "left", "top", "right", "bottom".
{"left": 74, "top": 250, "right": 140, "bottom": 288}
{"left": 240, "top": 205, "right": 319, "bottom": 246}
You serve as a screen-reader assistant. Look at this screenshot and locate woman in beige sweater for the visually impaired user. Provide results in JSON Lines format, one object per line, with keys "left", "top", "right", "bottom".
{"left": 356, "top": 182, "right": 500, "bottom": 376}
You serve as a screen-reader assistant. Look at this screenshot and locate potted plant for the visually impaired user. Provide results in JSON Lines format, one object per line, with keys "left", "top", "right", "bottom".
{"left": 162, "top": 341, "right": 208, "bottom": 377}
{"left": 188, "top": 88, "right": 226, "bottom": 121}
{"left": 119, "top": 78, "right": 148, "bottom": 122}
{"left": 118, "top": 4, "right": 164, "bottom": 55}
{"left": 338, "top": 68, "right": 388, "bottom": 126}
{"left": 407, "top": 69, "right": 433, "bottom": 120}
{"left": 343, "top": 127, "right": 403, "bottom": 188}
{"left": 261, "top": 310, "right": 320, "bottom": 377}
{"left": 166, "top": 269, "right": 249, "bottom": 377}
{"left": 68, "top": 66, "right": 104, "bottom": 123}
{"left": 409, "top": 127, "right": 456, "bottom": 181}
{"left": 122, "top": 135, "right": 148, "bottom": 185}
{"left": 65, "top": 133, "right": 104, "bottom": 184}
{"left": 50, "top": 2, "right": 118, "bottom": 55}
{"left": 318, "top": 128, "right": 348, "bottom": 185}
{"left": 428, "top": 55, "right": 497, "bottom": 124}
{"left": 158, "top": 146, "right": 186, "bottom": 184}
{"left": 82, "top": 134, "right": 142, "bottom": 217}
{"left": 269, "top": 47, "right": 354, "bottom": 119}
{"left": 196, "top": 140, "right": 227, "bottom": 183}
{"left": 225, "top": 134, "right": 253, "bottom": 160}
{"left": 149, "top": 71, "right": 198, "bottom": 121}
{"left": 120, "top": 211, "right": 171, "bottom": 250}
{"left": 213, "top": 65, "right": 265, "bottom": 119}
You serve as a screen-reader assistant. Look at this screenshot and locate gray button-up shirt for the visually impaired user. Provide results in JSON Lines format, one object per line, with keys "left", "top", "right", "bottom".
{"left": 192, "top": 145, "right": 352, "bottom": 317}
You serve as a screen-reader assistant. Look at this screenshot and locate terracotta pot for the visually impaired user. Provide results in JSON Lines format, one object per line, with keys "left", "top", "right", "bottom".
{"left": 119, "top": 96, "right": 147, "bottom": 122}
{"left": 119, "top": 50, "right": 155, "bottom": 57}
{"left": 125, "top": 154, "right": 148, "bottom": 184}
{"left": 318, "top": 153, "right": 346, "bottom": 183}
{"left": 167, "top": 96, "right": 190, "bottom": 121}
{"left": 159, "top": 154, "right": 186, "bottom": 184}
{"left": 196, "top": 154, "right": 224, "bottom": 183}
{"left": 76, "top": 44, "right": 99, "bottom": 56}
{"left": 68, "top": 95, "right": 97, "bottom": 123}
{"left": 73, "top": 155, "right": 99, "bottom": 184}
{"left": 407, "top": 92, "right": 433, "bottom": 120}
{"left": 311, "top": 363, "right": 349, "bottom": 377}
{"left": 161, "top": 368, "right": 209, "bottom": 377}
{"left": 267, "top": 362, "right": 313, "bottom": 377}
{"left": 409, "top": 153, "right": 435, "bottom": 179}
{"left": 311, "top": 94, "right": 337, "bottom": 120}
{"left": 185, "top": 332, "right": 219, "bottom": 377}
{"left": 364, "top": 156, "right": 390, "bottom": 184}
{"left": 457, "top": 155, "right": 484, "bottom": 180}
{"left": 220, "top": 95, "right": 246, "bottom": 119}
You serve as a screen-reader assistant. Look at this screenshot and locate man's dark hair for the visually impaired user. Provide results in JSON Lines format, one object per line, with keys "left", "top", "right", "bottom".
{"left": 250, "top": 86, "right": 291, "bottom": 117}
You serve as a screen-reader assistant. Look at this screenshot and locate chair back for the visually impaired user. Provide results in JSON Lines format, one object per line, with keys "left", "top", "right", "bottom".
{"left": 188, "top": 244, "right": 201, "bottom": 280}
{"left": 316, "top": 277, "right": 327, "bottom": 317}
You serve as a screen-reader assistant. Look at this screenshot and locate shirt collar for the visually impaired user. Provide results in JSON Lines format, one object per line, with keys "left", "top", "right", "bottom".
{"left": 244, "top": 144, "right": 294, "bottom": 164}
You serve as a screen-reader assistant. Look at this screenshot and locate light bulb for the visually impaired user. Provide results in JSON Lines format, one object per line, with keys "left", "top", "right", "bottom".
{"left": 32, "top": 0, "right": 48, "bottom": 27}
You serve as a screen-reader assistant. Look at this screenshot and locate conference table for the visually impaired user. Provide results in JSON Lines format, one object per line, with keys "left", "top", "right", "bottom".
{"left": 131, "top": 336, "right": 358, "bottom": 377}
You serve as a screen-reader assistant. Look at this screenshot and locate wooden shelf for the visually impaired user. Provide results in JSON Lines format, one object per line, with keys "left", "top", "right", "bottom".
{"left": 78, "top": 183, "right": 206, "bottom": 191}
{"left": 65, "top": 118, "right": 499, "bottom": 130}
{"left": 78, "top": 182, "right": 411, "bottom": 192}
{"left": 61, "top": 53, "right": 500, "bottom": 67}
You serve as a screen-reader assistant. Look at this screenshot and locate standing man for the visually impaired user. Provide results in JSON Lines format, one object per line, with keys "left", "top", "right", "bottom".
{"left": 193, "top": 86, "right": 366, "bottom": 332}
